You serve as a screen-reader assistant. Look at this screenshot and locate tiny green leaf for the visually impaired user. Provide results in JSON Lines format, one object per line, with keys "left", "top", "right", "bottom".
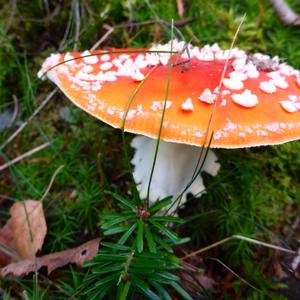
{"left": 131, "top": 275, "right": 161, "bottom": 300}
{"left": 118, "top": 223, "right": 137, "bottom": 245}
{"left": 170, "top": 282, "right": 193, "bottom": 300}
{"left": 149, "top": 197, "right": 173, "bottom": 214}
{"left": 145, "top": 225, "right": 157, "bottom": 253}
{"left": 104, "top": 225, "right": 131, "bottom": 236}
{"left": 101, "top": 242, "right": 131, "bottom": 251}
{"left": 119, "top": 281, "right": 131, "bottom": 300}
{"left": 101, "top": 215, "right": 135, "bottom": 230}
{"left": 150, "top": 220, "right": 179, "bottom": 242}
{"left": 153, "top": 235, "right": 173, "bottom": 253}
{"left": 106, "top": 191, "right": 136, "bottom": 211}
{"left": 151, "top": 282, "right": 172, "bottom": 300}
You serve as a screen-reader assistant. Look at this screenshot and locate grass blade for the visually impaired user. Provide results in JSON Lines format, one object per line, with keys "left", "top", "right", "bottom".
{"left": 170, "top": 282, "right": 193, "bottom": 300}
{"left": 118, "top": 223, "right": 137, "bottom": 245}
{"left": 144, "top": 225, "right": 156, "bottom": 253}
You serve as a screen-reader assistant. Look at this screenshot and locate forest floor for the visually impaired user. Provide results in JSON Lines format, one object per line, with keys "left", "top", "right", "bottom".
{"left": 1, "top": 0, "right": 300, "bottom": 299}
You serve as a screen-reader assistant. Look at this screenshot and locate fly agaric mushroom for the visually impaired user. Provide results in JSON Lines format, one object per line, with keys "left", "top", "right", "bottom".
{"left": 38, "top": 40, "right": 300, "bottom": 212}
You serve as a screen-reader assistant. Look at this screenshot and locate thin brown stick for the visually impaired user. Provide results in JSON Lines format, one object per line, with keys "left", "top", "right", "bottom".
{"left": 0, "top": 0, "right": 86, "bottom": 157}
{"left": 270, "top": 0, "right": 300, "bottom": 25}
{"left": 286, "top": 212, "right": 300, "bottom": 242}
{"left": 0, "top": 142, "right": 50, "bottom": 172}
{"left": 176, "top": 0, "right": 184, "bottom": 18}
{"left": 181, "top": 234, "right": 295, "bottom": 260}
{"left": 1, "top": 2, "right": 112, "bottom": 151}
{"left": 207, "top": 257, "right": 260, "bottom": 291}
{"left": 91, "top": 24, "right": 114, "bottom": 51}
{"left": 91, "top": 17, "right": 191, "bottom": 51}
{"left": 0, "top": 88, "right": 57, "bottom": 151}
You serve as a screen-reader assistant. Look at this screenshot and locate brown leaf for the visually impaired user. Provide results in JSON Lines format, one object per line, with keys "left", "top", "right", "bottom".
{"left": 0, "top": 219, "right": 14, "bottom": 249}
{"left": 0, "top": 238, "right": 101, "bottom": 278}
{"left": 0, "top": 219, "right": 18, "bottom": 266}
{"left": 10, "top": 200, "right": 47, "bottom": 259}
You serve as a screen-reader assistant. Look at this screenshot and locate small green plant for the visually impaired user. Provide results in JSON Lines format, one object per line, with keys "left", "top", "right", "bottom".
{"left": 81, "top": 193, "right": 192, "bottom": 300}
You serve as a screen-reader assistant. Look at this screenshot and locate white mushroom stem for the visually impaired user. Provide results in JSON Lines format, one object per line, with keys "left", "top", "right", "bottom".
{"left": 131, "top": 136, "right": 220, "bottom": 214}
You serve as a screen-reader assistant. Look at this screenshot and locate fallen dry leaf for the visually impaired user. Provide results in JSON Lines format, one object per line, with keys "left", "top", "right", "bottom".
{"left": 0, "top": 238, "right": 101, "bottom": 278}
{"left": 10, "top": 200, "right": 47, "bottom": 259}
{"left": 0, "top": 219, "right": 19, "bottom": 266}
{"left": 0, "top": 219, "right": 13, "bottom": 250}
{"left": 0, "top": 200, "right": 46, "bottom": 266}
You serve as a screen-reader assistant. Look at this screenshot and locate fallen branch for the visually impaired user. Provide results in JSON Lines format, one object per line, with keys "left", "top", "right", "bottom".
{"left": 0, "top": 89, "right": 57, "bottom": 151}
{"left": 91, "top": 17, "right": 195, "bottom": 51}
{"left": 181, "top": 234, "right": 295, "bottom": 260}
{"left": 91, "top": 24, "right": 114, "bottom": 51}
{"left": 270, "top": 0, "right": 300, "bottom": 25}
{"left": 207, "top": 257, "right": 259, "bottom": 291}
{"left": 0, "top": 142, "right": 50, "bottom": 172}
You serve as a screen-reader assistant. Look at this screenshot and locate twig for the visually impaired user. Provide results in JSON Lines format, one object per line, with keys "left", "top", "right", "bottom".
{"left": 91, "top": 18, "right": 192, "bottom": 51}
{"left": 91, "top": 24, "right": 114, "bottom": 51}
{"left": 0, "top": 0, "right": 86, "bottom": 154}
{"left": 185, "top": 26, "right": 200, "bottom": 43}
{"left": 181, "top": 234, "right": 295, "bottom": 260}
{"left": 0, "top": 142, "right": 50, "bottom": 172}
{"left": 1, "top": 0, "right": 110, "bottom": 151}
{"left": 0, "top": 88, "right": 57, "bottom": 151}
{"left": 176, "top": 0, "right": 184, "bottom": 18}
{"left": 207, "top": 257, "right": 260, "bottom": 291}
{"left": 270, "top": 0, "right": 300, "bottom": 25}
{"left": 286, "top": 212, "right": 300, "bottom": 242}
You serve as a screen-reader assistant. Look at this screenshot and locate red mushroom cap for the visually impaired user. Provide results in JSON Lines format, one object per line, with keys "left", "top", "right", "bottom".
{"left": 38, "top": 41, "right": 300, "bottom": 148}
